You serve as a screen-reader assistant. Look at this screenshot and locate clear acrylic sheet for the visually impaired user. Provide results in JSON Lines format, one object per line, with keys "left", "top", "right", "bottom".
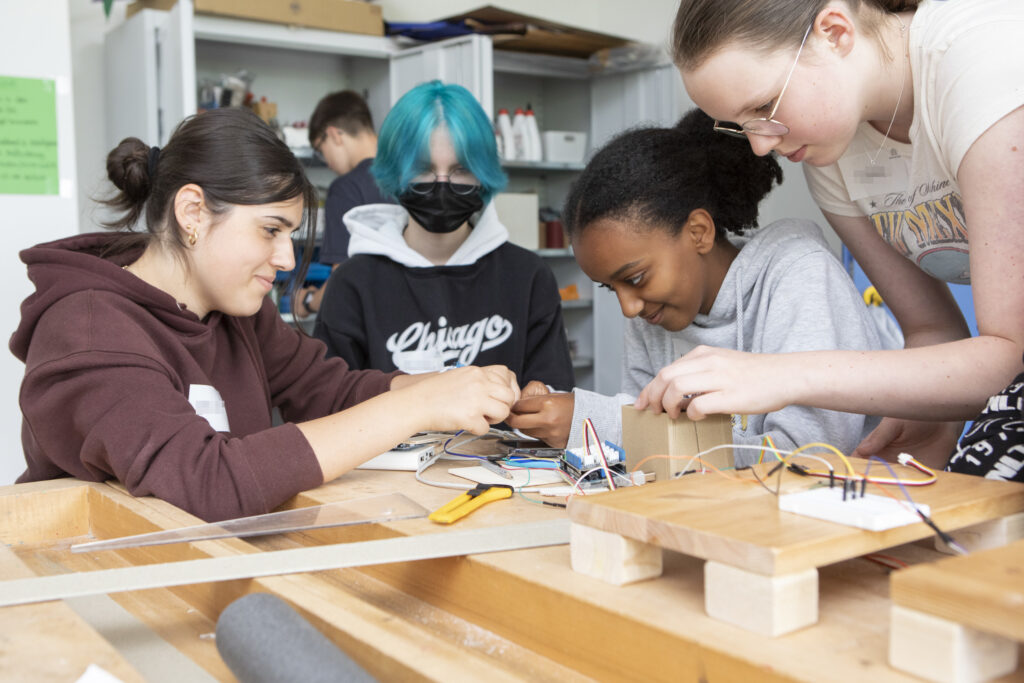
{"left": 70, "top": 492, "right": 429, "bottom": 553}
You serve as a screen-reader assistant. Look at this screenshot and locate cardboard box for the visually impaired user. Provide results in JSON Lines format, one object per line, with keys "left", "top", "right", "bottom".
{"left": 621, "top": 407, "right": 733, "bottom": 484}
{"left": 442, "top": 6, "right": 629, "bottom": 59}
{"left": 494, "top": 192, "right": 540, "bottom": 250}
{"left": 127, "top": 0, "right": 383, "bottom": 36}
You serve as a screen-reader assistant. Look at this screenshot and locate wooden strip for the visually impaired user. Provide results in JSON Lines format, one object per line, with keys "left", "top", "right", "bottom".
{"left": 0, "top": 545, "right": 144, "bottom": 681}
{"left": 65, "top": 594, "right": 218, "bottom": 683}
{"left": 0, "top": 520, "right": 570, "bottom": 608}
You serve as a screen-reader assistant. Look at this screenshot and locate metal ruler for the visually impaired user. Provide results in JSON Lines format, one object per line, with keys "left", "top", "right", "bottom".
{"left": 0, "top": 519, "right": 570, "bottom": 608}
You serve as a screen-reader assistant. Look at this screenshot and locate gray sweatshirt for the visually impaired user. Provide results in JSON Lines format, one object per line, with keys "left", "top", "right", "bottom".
{"left": 569, "top": 219, "right": 885, "bottom": 466}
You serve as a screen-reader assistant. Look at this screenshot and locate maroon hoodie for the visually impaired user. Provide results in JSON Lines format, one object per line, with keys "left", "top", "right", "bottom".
{"left": 10, "top": 233, "right": 399, "bottom": 521}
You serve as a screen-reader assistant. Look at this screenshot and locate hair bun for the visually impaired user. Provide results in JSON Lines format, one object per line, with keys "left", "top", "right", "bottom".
{"left": 106, "top": 137, "right": 152, "bottom": 201}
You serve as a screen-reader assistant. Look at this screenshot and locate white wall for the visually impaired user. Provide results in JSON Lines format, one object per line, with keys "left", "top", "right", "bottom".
{"left": 0, "top": 2, "right": 79, "bottom": 484}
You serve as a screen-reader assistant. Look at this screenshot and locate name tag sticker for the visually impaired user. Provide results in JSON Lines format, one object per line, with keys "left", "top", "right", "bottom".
{"left": 188, "top": 384, "right": 230, "bottom": 432}
{"left": 838, "top": 149, "right": 909, "bottom": 202}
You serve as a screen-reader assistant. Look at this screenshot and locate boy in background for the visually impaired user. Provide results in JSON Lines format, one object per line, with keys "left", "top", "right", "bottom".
{"left": 294, "top": 90, "right": 393, "bottom": 318}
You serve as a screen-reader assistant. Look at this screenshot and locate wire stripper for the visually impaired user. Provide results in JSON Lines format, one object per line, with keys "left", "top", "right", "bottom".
{"left": 429, "top": 484, "right": 514, "bottom": 524}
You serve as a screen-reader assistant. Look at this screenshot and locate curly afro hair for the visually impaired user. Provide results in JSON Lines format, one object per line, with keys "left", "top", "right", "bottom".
{"left": 563, "top": 108, "right": 783, "bottom": 241}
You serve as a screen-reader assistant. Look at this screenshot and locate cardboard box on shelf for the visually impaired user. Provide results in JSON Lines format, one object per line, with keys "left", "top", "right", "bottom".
{"left": 493, "top": 192, "right": 539, "bottom": 251}
{"left": 127, "top": 0, "right": 383, "bottom": 36}
{"left": 441, "top": 6, "right": 629, "bottom": 59}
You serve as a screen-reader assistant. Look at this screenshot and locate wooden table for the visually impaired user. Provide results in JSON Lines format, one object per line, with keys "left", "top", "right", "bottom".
{"left": 2, "top": 456, "right": 1023, "bottom": 682}
{"left": 890, "top": 538, "right": 1024, "bottom": 682}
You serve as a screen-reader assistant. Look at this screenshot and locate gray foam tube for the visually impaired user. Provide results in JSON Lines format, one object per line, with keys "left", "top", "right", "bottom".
{"left": 216, "top": 593, "right": 377, "bottom": 683}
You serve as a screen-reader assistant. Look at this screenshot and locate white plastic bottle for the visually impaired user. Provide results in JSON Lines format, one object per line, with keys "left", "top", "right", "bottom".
{"left": 511, "top": 108, "right": 527, "bottom": 161}
{"left": 525, "top": 106, "right": 543, "bottom": 162}
{"left": 496, "top": 108, "right": 515, "bottom": 161}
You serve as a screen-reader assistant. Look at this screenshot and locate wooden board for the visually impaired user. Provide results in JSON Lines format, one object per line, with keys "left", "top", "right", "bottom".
{"left": 892, "top": 538, "right": 1024, "bottom": 642}
{"left": 567, "top": 456, "right": 1024, "bottom": 575}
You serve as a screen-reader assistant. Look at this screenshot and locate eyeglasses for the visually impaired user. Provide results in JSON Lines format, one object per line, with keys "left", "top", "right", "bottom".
{"left": 712, "top": 23, "right": 812, "bottom": 138}
{"left": 408, "top": 169, "right": 481, "bottom": 196}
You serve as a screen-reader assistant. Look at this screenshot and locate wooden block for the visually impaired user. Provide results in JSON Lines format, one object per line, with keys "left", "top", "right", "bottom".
{"left": 889, "top": 605, "right": 1018, "bottom": 683}
{"left": 704, "top": 561, "right": 818, "bottom": 636}
{"left": 936, "top": 511, "right": 1024, "bottom": 554}
{"left": 892, "top": 538, "right": 1024, "bottom": 643}
{"left": 621, "top": 407, "right": 733, "bottom": 483}
{"left": 569, "top": 522, "right": 662, "bottom": 586}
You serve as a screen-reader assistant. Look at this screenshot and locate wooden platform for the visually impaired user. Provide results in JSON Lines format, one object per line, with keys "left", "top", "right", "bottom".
{"left": 566, "top": 456, "right": 1024, "bottom": 636}
{"left": 2, "top": 461, "right": 1024, "bottom": 682}
{"left": 889, "top": 538, "right": 1024, "bottom": 682}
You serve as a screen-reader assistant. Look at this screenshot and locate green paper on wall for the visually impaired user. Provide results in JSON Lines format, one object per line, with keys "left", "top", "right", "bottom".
{"left": 0, "top": 76, "right": 59, "bottom": 196}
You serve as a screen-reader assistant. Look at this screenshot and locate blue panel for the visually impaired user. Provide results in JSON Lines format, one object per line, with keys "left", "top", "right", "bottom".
{"left": 842, "top": 247, "right": 977, "bottom": 336}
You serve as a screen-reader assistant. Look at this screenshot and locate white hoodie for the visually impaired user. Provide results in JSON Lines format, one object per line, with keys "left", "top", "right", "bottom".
{"left": 344, "top": 202, "right": 508, "bottom": 266}
{"left": 569, "top": 219, "right": 886, "bottom": 465}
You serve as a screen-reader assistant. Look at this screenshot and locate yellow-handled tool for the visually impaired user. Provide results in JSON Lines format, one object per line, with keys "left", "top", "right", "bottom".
{"left": 429, "top": 484, "right": 514, "bottom": 524}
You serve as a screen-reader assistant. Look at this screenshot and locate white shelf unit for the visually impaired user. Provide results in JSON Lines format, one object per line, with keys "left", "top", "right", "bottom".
{"left": 103, "top": 0, "right": 691, "bottom": 394}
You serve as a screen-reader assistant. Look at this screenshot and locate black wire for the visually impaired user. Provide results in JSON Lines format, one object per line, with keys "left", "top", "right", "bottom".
{"left": 748, "top": 467, "right": 778, "bottom": 496}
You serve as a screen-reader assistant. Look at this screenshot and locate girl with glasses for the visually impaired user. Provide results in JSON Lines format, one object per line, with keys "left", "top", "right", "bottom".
{"left": 10, "top": 107, "right": 518, "bottom": 522}
{"left": 643, "top": 0, "right": 1024, "bottom": 477}
{"left": 507, "top": 109, "right": 887, "bottom": 462}
{"left": 314, "top": 80, "right": 575, "bottom": 392}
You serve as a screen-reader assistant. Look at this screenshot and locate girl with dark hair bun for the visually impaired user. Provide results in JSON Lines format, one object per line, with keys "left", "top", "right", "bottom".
{"left": 507, "top": 109, "right": 887, "bottom": 463}
{"left": 10, "top": 107, "right": 518, "bottom": 522}
{"left": 663, "top": 0, "right": 1024, "bottom": 475}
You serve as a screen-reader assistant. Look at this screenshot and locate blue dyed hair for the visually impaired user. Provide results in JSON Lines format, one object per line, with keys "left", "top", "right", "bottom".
{"left": 373, "top": 80, "right": 506, "bottom": 203}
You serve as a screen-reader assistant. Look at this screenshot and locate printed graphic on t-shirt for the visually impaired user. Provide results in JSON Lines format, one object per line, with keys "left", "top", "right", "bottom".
{"left": 947, "top": 376, "right": 1024, "bottom": 482}
{"left": 839, "top": 151, "right": 971, "bottom": 284}
{"left": 386, "top": 314, "right": 513, "bottom": 368}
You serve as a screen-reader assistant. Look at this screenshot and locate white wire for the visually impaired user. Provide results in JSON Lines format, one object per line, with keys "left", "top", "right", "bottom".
{"left": 414, "top": 451, "right": 563, "bottom": 494}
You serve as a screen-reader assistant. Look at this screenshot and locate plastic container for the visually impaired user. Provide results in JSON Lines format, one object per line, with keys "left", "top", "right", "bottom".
{"left": 496, "top": 109, "right": 515, "bottom": 161}
{"left": 511, "top": 108, "right": 527, "bottom": 161}
{"left": 542, "top": 131, "right": 587, "bottom": 164}
{"left": 525, "top": 107, "right": 543, "bottom": 161}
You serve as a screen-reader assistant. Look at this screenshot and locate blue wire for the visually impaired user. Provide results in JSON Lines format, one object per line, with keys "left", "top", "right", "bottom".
{"left": 506, "top": 457, "right": 559, "bottom": 469}
{"left": 864, "top": 456, "right": 917, "bottom": 507}
{"left": 442, "top": 431, "right": 487, "bottom": 459}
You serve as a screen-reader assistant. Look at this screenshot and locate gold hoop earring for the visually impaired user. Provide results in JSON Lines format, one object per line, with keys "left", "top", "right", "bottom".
{"left": 187, "top": 226, "right": 198, "bottom": 246}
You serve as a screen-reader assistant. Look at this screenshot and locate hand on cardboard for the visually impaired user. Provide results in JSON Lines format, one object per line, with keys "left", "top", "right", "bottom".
{"left": 635, "top": 345, "right": 791, "bottom": 419}
{"left": 506, "top": 381, "right": 574, "bottom": 448}
{"left": 410, "top": 365, "right": 519, "bottom": 435}
{"left": 851, "top": 417, "right": 962, "bottom": 469}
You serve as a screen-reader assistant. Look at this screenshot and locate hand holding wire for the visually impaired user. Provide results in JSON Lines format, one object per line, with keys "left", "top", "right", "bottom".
{"left": 506, "top": 390, "right": 574, "bottom": 448}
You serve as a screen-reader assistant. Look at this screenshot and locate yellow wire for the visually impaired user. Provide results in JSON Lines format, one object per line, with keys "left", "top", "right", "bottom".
{"left": 784, "top": 441, "right": 857, "bottom": 476}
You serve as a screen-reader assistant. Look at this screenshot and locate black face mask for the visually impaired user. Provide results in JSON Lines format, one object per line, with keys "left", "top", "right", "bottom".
{"left": 399, "top": 182, "right": 483, "bottom": 234}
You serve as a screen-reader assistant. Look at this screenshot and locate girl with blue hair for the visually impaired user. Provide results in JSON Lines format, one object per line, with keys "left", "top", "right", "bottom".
{"left": 314, "top": 81, "right": 574, "bottom": 390}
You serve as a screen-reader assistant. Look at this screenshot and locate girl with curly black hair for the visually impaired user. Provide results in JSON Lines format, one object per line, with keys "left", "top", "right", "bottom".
{"left": 508, "top": 108, "right": 887, "bottom": 464}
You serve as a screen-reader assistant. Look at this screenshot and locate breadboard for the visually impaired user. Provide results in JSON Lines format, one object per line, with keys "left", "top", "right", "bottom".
{"left": 778, "top": 487, "right": 929, "bottom": 532}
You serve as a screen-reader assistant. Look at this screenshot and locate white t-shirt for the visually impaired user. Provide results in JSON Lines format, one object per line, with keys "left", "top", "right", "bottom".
{"left": 804, "top": 0, "right": 1024, "bottom": 285}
